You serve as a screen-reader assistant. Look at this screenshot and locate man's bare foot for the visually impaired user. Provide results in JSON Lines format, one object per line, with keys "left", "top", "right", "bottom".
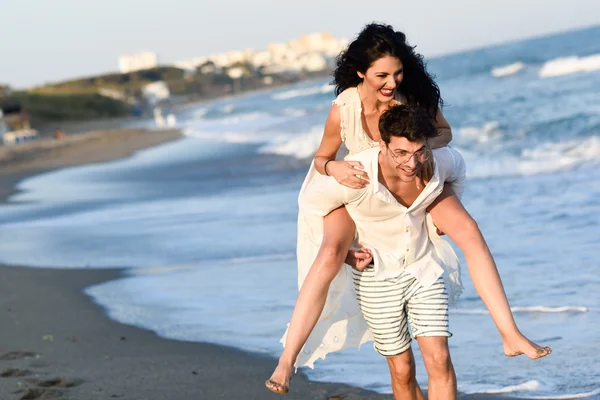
{"left": 265, "top": 361, "right": 292, "bottom": 395}
{"left": 503, "top": 335, "right": 552, "bottom": 359}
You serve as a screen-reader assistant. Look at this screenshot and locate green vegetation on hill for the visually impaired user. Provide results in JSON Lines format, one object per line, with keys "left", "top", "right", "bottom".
{"left": 32, "top": 67, "right": 187, "bottom": 96}
{"left": 2, "top": 64, "right": 330, "bottom": 124}
{"left": 12, "top": 92, "right": 131, "bottom": 122}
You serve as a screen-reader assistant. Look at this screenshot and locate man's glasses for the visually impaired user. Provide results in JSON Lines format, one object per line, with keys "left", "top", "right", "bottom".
{"left": 388, "top": 147, "right": 431, "bottom": 165}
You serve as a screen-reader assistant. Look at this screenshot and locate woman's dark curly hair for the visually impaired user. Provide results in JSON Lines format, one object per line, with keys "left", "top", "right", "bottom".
{"left": 333, "top": 23, "right": 442, "bottom": 117}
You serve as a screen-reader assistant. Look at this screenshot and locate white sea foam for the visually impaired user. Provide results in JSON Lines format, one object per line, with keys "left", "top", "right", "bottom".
{"left": 183, "top": 128, "right": 271, "bottom": 144}
{"left": 221, "top": 104, "right": 235, "bottom": 113}
{"left": 458, "top": 134, "right": 600, "bottom": 178}
{"left": 272, "top": 83, "right": 334, "bottom": 100}
{"left": 492, "top": 61, "right": 526, "bottom": 77}
{"left": 187, "top": 111, "right": 268, "bottom": 127}
{"left": 518, "top": 389, "right": 600, "bottom": 399}
{"left": 460, "top": 382, "right": 600, "bottom": 400}
{"left": 258, "top": 126, "right": 324, "bottom": 159}
{"left": 457, "top": 121, "right": 509, "bottom": 144}
{"left": 191, "top": 108, "right": 208, "bottom": 119}
{"left": 282, "top": 107, "right": 308, "bottom": 117}
{"left": 452, "top": 306, "right": 589, "bottom": 315}
{"left": 182, "top": 111, "right": 288, "bottom": 144}
{"left": 539, "top": 53, "right": 600, "bottom": 78}
{"left": 461, "top": 380, "right": 540, "bottom": 395}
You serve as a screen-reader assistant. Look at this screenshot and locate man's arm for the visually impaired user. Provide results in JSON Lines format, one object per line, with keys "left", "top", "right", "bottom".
{"left": 432, "top": 146, "right": 467, "bottom": 199}
{"left": 427, "top": 187, "right": 551, "bottom": 359}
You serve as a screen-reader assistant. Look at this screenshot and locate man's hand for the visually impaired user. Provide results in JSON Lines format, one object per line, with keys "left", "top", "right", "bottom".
{"left": 345, "top": 248, "right": 373, "bottom": 271}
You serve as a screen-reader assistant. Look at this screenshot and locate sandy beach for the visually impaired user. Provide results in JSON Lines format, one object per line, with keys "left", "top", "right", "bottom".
{"left": 0, "top": 128, "right": 514, "bottom": 399}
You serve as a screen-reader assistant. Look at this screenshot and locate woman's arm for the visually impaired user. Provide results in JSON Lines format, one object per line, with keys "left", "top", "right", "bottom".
{"left": 313, "top": 104, "right": 343, "bottom": 175}
{"left": 428, "top": 110, "right": 452, "bottom": 149}
{"left": 313, "top": 104, "right": 368, "bottom": 188}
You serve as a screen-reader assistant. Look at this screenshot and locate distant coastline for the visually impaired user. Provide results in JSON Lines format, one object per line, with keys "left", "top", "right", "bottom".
{"left": 1, "top": 66, "right": 332, "bottom": 135}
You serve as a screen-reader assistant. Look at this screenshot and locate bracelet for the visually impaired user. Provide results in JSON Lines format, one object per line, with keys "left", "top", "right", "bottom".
{"left": 324, "top": 160, "right": 332, "bottom": 176}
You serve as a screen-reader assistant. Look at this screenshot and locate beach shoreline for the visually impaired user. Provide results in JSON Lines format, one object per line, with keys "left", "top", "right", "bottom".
{"left": 0, "top": 126, "right": 519, "bottom": 399}
{"left": 0, "top": 127, "right": 392, "bottom": 399}
{"left": 0, "top": 127, "right": 182, "bottom": 202}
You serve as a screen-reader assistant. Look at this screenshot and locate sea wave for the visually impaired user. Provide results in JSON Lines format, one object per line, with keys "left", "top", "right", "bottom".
{"left": 258, "top": 125, "right": 324, "bottom": 159}
{"left": 272, "top": 83, "right": 334, "bottom": 100}
{"left": 461, "top": 380, "right": 540, "bottom": 395}
{"left": 456, "top": 121, "right": 511, "bottom": 145}
{"left": 519, "top": 389, "right": 600, "bottom": 400}
{"left": 258, "top": 119, "right": 600, "bottom": 178}
{"left": 191, "top": 108, "right": 208, "bottom": 119}
{"left": 452, "top": 306, "right": 590, "bottom": 315}
{"left": 183, "top": 111, "right": 289, "bottom": 144}
{"left": 282, "top": 107, "right": 308, "bottom": 117}
{"left": 539, "top": 53, "right": 600, "bottom": 78}
{"left": 461, "top": 381, "right": 600, "bottom": 399}
{"left": 459, "top": 135, "right": 600, "bottom": 178}
{"left": 183, "top": 128, "right": 272, "bottom": 144}
{"left": 221, "top": 104, "right": 235, "bottom": 113}
{"left": 492, "top": 61, "right": 526, "bottom": 77}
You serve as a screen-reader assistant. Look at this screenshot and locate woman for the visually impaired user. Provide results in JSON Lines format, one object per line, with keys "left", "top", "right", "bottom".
{"left": 266, "top": 23, "right": 549, "bottom": 395}
{"left": 267, "top": 23, "right": 451, "bottom": 395}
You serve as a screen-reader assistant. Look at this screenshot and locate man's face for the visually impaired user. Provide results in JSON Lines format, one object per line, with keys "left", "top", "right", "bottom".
{"left": 380, "top": 136, "right": 428, "bottom": 182}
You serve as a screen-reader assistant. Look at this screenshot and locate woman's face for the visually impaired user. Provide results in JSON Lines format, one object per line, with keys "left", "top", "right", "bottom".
{"left": 358, "top": 55, "right": 404, "bottom": 103}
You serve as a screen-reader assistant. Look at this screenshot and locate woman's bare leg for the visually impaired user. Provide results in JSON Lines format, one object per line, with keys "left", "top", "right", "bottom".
{"left": 428, "top": 185, "right": 552, "bottom": 359}
{"left": 267, "top": 207, "right": 356, "bottom": 390}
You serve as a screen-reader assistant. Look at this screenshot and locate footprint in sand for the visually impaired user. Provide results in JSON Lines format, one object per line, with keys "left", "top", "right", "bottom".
{"left": 0, "top": 368, "right": 32, "bottom": 377}
{"left": 28, "top": 377, "right": 84, "bottom": 388}
{"left": 14, "top": 377, "right": 84, "bottom": 399}
{"left": 17, "top": 387, "right": 64, "bottom": 400}
{"left": 0, "top": 351, "right": 38, "bottom": 361}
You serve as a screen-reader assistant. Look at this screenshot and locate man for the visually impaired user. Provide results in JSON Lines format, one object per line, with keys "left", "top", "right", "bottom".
{"left": 298, "top": 105, "right": 551, "bottom": 399}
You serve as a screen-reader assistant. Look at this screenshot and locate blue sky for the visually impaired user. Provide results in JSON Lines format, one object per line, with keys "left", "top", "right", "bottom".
{"left": 1, "top": 0, "right": 598, "bottom": 88}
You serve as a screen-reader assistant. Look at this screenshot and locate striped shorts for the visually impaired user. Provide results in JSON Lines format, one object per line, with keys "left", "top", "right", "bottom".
{"left": 352, "top": 267, "right": 451, "bottom": 357}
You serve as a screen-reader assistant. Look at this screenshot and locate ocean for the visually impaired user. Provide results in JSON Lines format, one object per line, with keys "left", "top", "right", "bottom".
{"left": 1, "top": 25, "right": 600, "bottom": 398}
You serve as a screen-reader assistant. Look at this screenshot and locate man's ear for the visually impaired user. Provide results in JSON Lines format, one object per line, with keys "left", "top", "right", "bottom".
{"left": 379, "top": 140, "right": 387, "bottom": 153}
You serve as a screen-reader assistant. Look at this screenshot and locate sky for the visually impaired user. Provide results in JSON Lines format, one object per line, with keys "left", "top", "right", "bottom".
{"left": 1, "top": 0, "right": 599, "bottom": 89}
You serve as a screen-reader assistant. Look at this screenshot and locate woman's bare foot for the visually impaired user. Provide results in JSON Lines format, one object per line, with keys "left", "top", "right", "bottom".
{"left": 503, "top": 334, "right": 552, "bottom": 359}
{"left": 265, "top": 361, "right": 293, "bottom": 395}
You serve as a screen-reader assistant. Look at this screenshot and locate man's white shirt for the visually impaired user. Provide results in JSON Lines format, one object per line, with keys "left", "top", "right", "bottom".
{"left": 300, "top": 146, "right": 466, "bottom": 288}
{"left": 281, "top": 146, "right": 466, "bottom": 369}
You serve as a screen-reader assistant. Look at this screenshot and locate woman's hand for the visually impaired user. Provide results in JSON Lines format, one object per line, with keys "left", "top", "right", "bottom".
{"left": 415, "top": 147, "right": 435, "bottom": 190}
{"left": 327, "top": 160, "right": 370, "bottom": 189}
{"left": 345, "top": 248, "right": 373, "bottom": 271}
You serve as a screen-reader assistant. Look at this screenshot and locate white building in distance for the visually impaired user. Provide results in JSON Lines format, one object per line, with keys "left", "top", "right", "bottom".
{"left": 119, "top": 52, "right": 159, "bottom": 74}
{"left": 174, "top": 32, "right": 348, "bottom": 75}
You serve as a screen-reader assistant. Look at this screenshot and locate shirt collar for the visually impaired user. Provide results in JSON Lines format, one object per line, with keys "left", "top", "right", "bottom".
{"left": 370, "top": 148, "right": 441, "bottom": 209}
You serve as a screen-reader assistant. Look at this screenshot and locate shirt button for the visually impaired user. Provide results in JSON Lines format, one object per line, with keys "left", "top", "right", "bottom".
{"left": 405, "top": 227, "right": 410, "bottom": 232}
{"left": 406, "top": 248, "right": 410, "bottom": 252}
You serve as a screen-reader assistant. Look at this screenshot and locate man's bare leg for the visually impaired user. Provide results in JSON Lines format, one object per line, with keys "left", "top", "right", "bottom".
{"left": 387, "top": 349, "right": 426, "bottom": 400}
{"left": 428, "top": 185, "right": 552, "bottom": 359}
{"left": 417, "top": 337, "right": 456, "bottom": 400}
